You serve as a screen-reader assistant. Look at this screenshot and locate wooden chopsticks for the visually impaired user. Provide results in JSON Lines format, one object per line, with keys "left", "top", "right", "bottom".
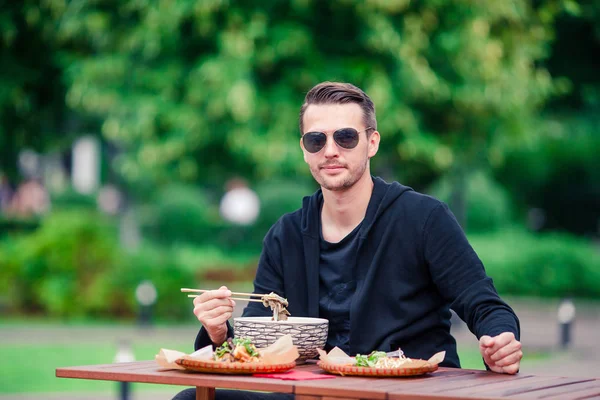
{"left": 181, "top": 288, "right": 266, "bottom": 303}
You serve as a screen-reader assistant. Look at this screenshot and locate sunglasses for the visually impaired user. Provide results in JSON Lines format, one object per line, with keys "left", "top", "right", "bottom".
{"left": 302, "top": 127, "right": 372, "bottom": 154}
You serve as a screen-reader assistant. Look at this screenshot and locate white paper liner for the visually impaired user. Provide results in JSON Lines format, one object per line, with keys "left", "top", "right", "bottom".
{"left": 317, "top": 347, "right": 446, "bottom": 367}
{"left": 155, "top": 345, "right": 213, "bottom": 370}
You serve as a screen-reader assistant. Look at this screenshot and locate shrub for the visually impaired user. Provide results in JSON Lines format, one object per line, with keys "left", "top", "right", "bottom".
{"left": 171, "top": 243, "right": 258, "bottom": 277}
{"left": 210, "top": 179, "right": 315, "bottom": 253}
{"left": 110, "top": 244, "right": 196, "bottom": 321}
{"left": 50, "top": 189, "right": 97, "bottom": 210}
{"left": 137, "top": 179, "right": 315, "bottom": 253}
{"left": 495, "top": 118, "right": 600, "bottom": 235}
{"left": 428, "top": 171, "right": 513, "bottom": 233}
{"left": 0, "top": 209, "right": 197, "bottom": 320}
{"left": 0, "top": 209, "right": 121, "bottom": 317}
{"left": 253, "top": 179, "right": 315, "bottom": 236}
{"left": 470, "top": 227, "right": 600, "bottom": 298}
{"left": 0, "top": 216, "right": 39, "bottom": 238}
{"left": 139, "top": 184, "right": 220, "bottom": 246}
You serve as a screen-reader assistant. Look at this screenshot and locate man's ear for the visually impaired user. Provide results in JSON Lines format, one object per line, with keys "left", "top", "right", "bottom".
{"left": 368, "top": 130, "right": 380, "bottom": 158}
{"left": 300, "top": 136, "right": 308, "bottom": 163}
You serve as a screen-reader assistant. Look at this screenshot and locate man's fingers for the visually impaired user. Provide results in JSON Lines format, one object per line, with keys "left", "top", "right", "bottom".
{"left": 479, "top": 335, "right": 494, "bottom": 348}
{"left": 204, "top": 312, "right": 232, "bottom": 328}
{"left": 495, "top": 332, "right": 516, "bottom": 346}
{"left": 482, "top": 332, "right": 516, "bottom": 355}
{"left": 490, "top": 340, "right": 522, "bottom": 362}
{"left": 197, "top": 296, "right": 235, "bottom": 308}
{"left": 501, "top": 362, "right": 520, "bottom": 375}
{"left": 494, "top": 350, "right": 523, "bottom": 367}
{"left": 193, "top": 301, "right": 233, "bottom": 318}
{"left": 194, "top": 288, "right": 231, "bottom": 305}
{"left": 187, "top": 286, "right": 234, "bottom": 345}
{"left": 194, "top": 297, "right": 233, "bottom": 313}
{"left": 481, "top": 352, "right": 495, "bottom": 369}
{"left": 198, "top": 304, "right": 234, "bottom": 320}
{"left": 479, "top": 332, "right": 522, "bottom": 375}
{"left": 477, "top": 332, "right": 522, "bottom": 375}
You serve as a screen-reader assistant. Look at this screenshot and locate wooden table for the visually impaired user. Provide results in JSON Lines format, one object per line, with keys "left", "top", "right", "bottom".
{"left": 56, "top": 361, "right": 600, "bottom": 400}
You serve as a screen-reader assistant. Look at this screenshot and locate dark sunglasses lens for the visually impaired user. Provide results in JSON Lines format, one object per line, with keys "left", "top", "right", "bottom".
{"left": 303, "top": 132, "right": 327, "bottom": 153}
{"left": 334, "top": 128, "right": 359, "bottom": 149}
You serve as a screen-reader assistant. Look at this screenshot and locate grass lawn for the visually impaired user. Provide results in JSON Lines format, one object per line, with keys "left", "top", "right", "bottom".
{"left": 0, "top": 341, "right": 192, "bottom": 394}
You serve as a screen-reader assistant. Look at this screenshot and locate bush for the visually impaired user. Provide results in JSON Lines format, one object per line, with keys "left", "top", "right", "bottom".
{"left": 209, "top": 179, "right": 315, "bottom": 253}
{"left": 0, "top": 209, "right": 121, "bottom": 317}
{"left": 428, "top": 171, "right": 513, "bottom": 233}
{"left": 139, "top": 184, "right": 220, "bottom": 246}
{"left": 255, "top": 179, "right": 315, "bottom": 228}
{"left": 0, "top": 209, "right": 197, "bottom": 320}
{"left": 110, "top": 244, "right": 196, "bottom": 320}
{"left": 495, "top": 119, "right": 600, "bottom": 235}
{"left": 138, "top": 179, "right": 315, "bottom": 253}
{"left": 171, "top": 242, "right": 258, "bottom": 276}
{"left": 50, "top": 189, "right": 97, "bottom": 210}
{"left": 470, "top": 228, "right": 600, "bottom": 298}
{"left": 0, "top": 216, "right": 39, "bottom": 238}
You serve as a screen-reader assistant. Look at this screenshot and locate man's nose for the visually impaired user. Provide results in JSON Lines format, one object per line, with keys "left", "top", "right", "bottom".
{"left": 322, "top": 136, "right": 339, "bottom": 157}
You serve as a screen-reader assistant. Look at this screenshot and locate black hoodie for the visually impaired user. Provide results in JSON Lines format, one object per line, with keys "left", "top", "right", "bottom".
{"left": 195, "top": 176, "right": 520, "bottom": 368}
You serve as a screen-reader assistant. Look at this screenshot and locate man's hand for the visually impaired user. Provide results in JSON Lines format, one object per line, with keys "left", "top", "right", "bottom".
{"left": 479, "top": 332, "right": 522, "bottom": 374}
{"left": 192, "top": 286, "right": 235, "bottom": 346}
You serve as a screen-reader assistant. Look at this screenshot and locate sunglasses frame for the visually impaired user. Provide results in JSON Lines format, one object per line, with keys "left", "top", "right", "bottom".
{"left": 302, "top": 127, "right": 373, "bottom": 154}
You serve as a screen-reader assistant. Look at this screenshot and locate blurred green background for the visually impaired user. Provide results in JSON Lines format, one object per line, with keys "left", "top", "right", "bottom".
{"left": 0, "top": 0, "right": 599, "bottom": 397}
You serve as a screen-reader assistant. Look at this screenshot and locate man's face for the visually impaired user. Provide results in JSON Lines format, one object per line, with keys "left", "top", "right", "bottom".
{"left": 300, "top": 103, "right": 379, "bottom": 192}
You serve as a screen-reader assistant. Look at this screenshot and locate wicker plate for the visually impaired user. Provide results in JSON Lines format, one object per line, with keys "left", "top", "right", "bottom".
{"left": 175, "top": 358, "right": 296, "bottom": 375}
{"left": 317, "top": 360, "right": 438, "bottom": 377}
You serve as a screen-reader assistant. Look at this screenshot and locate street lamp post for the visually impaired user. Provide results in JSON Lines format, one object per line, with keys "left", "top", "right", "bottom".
{"left": 113, "top": 339, "right": 135, "bottom": 400}
{"left": 557, "top": 298, "right": 576, "bottom": 349}
{"left": 136, "top": 280, "right": 158, "bottom": 328}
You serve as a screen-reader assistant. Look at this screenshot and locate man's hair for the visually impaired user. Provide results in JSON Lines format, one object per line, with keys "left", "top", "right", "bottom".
{"left": 299, "top": 82, "right": 377, "bottom": 134}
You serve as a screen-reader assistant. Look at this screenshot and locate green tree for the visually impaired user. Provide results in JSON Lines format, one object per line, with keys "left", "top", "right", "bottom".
{"left": 42, "top": 0, "right": 568, "bottom": 199}
{"left": 0, "top": 1, "right": 67, "bottom": 180}
{"left": 495, "top": 0, "right": 600, "bottom": 235}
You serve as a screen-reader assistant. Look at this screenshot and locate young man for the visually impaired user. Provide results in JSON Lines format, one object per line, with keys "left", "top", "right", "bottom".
{"left": 175, "top": 82, "right": 521, "bottom": 399}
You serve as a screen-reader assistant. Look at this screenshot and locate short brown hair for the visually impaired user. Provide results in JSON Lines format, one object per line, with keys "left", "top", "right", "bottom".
{"left": 299, "top": 82, "right": 377, "bottom": 134}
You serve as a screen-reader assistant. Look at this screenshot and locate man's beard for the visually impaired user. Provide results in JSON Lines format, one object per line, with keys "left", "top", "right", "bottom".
{"left": 311, "top": 157, "right": 368, "bottom": 191}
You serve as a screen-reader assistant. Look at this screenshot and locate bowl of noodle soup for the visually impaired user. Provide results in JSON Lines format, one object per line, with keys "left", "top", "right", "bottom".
{"left": 233, "top": 316, "right": 328, "bottom": 363}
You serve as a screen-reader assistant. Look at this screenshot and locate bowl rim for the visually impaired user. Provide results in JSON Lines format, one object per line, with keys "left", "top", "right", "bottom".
{"left": 234, "top": 316, "right": 328, "bottom": 325}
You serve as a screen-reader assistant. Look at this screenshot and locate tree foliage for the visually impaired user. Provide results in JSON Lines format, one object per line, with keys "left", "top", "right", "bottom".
{"left": 1, "top": 0, "right": 595, "bottom": 195}
{"left": 0, "top": 1, "right": 70, "bottom": 180}
{"left": 25, "top": 0, "right": 568, "bottom": 189}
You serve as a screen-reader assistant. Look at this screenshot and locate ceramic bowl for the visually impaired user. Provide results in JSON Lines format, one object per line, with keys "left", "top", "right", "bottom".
{"left": 233, "top": 316, "right": 328, "bottom": 363}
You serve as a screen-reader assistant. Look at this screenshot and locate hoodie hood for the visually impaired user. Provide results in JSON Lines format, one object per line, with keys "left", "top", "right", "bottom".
{"left": 300, "top": 176, "right": 413, "bottom": 239}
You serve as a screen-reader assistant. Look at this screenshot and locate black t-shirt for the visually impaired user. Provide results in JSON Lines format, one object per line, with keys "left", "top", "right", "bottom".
{"left": 318, "top": 222, "right": 361, "bottom": 354}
